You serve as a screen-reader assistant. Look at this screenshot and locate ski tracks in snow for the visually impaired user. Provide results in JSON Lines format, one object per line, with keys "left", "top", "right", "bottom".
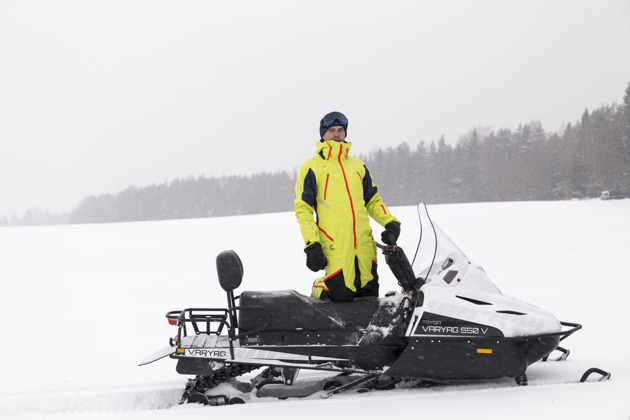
{"left": 0, "top": 363, "right": 604, "bottom": 419}
{"left": 0, "top": 384, "right": 182, "bottom": 418}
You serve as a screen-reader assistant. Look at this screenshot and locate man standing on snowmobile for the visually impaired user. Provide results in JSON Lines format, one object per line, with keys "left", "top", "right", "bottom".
{"left": 294, "top": 111, "right": 401, "bottom": 302}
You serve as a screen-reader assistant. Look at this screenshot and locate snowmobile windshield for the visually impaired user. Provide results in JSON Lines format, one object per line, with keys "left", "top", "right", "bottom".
{"left": 410, "top": 203, "right": 477, "bottom": 288}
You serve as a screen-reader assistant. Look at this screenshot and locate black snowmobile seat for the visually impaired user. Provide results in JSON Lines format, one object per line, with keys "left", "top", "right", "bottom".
{"left": 238, "top": 290, "right": 381, "bottom": 333}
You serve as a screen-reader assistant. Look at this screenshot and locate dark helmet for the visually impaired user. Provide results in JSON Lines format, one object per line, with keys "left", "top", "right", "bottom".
{"left": 319, "top": 111, "right": 348, "bottom": 138}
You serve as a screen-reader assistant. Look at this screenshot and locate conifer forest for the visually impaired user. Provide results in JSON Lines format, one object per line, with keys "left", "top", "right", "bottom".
{"left": 5, "top": 82, "right": 630, "bottom": 226}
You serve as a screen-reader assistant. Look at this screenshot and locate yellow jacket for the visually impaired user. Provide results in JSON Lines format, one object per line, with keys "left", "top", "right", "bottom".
{"left": 294, "top": 140, "right": 398, "bottom": 250}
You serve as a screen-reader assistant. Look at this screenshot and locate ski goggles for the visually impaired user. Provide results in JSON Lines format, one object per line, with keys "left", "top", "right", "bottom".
{"left": 321, "top": 112, "right": 348, "bottom": 129}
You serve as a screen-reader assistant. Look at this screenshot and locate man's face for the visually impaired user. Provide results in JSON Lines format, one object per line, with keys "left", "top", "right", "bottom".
{"left": 322, "top": 126, "right": 346, "bottom": 141}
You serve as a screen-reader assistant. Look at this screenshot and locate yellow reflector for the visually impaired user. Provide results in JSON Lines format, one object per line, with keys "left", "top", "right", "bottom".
{"left": 477, "top": 349, "right": 493, "bottom": 354}
{"left": 176, "top": 348, "right": 185, "bottom": 354}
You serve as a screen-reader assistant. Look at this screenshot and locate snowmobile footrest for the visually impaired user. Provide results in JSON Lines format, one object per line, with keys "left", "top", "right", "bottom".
{"left": 326, "top": 373, "right": 380, "bottom": 396}
{"left": 255, "top": 373, "right": 377, "bottom": 399}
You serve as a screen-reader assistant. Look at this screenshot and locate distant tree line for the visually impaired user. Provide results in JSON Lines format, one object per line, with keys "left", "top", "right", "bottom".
{"left": 0, "top": 208, "right": 67, "bottom": 227}
{"left": 3, "top": 82, "right": 629, "bottom": 226}
{"left": 365, "top": 102, "right": 629, "bottom": 206}
{"left": 67, "top": 172, "right": 295, "bottom": 224}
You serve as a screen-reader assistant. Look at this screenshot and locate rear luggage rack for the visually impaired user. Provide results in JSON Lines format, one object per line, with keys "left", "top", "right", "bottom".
{"left": 167, "top": 305, "right": 273, "bottom": 359}
{"left": 167, "top": 308, "right": 231, "bottom": 337}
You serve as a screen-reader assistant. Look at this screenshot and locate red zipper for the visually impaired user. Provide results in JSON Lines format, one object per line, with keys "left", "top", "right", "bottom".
{"left": 338, "top": 143, "right": 357, "bottom": 249}
{"left": 324, "top": 174, "right": 330, "bottom": 200}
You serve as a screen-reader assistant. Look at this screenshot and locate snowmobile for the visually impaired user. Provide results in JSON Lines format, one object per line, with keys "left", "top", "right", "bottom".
{"left": 140, "top": 203, "right": 608, "bottom": 405}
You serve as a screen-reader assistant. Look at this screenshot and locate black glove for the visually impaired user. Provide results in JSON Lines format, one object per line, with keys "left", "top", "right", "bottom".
{"left": 381, "top": 221, "right": 401, "bottom": 245}
{"left": 304, "top": 242, "right": 327, "bottom": 272}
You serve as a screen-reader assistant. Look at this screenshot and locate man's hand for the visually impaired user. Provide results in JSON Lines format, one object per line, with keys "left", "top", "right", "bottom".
{"left": 381, "top": 221, "right": 401, "bottom": 245}
{"left": 304, "top": 242, "right": 327, "bottom": 271}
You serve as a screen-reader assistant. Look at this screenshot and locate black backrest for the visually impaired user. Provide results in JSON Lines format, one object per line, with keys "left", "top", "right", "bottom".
{"left": 216, "top": 250, "right": 243, "bottom": 292}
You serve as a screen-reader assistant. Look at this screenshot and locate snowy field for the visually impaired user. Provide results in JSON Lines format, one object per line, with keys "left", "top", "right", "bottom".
{"left": 0, "top": 200, "right": 628, "bottom": 419}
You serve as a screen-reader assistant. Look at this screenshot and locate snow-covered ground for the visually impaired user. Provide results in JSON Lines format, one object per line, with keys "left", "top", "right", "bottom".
{"left": 0, "top": 200, "right": 628, "bottom": 419}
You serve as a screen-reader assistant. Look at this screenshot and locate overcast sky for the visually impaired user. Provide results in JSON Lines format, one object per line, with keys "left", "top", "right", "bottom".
{"left": 1, "top": 0, "right": 630, "bottom": 216}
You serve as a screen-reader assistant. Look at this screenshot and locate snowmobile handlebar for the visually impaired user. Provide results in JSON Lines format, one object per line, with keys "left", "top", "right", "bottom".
{"left": 376, "top": 242, "right": 421, "bottom": 292}
{"left": 375, "top": 241, "right": 394, "bottom": 250}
